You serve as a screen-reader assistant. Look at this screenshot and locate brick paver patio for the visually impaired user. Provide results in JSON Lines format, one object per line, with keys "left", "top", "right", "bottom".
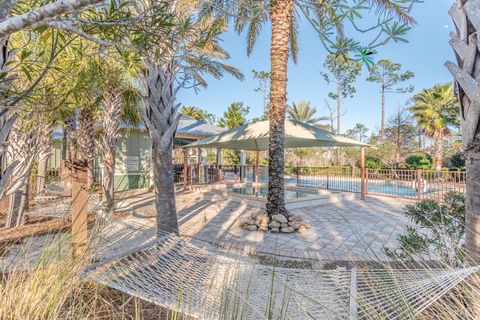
{"left": 118, "top": 188, "right": 415, "bottom": 261}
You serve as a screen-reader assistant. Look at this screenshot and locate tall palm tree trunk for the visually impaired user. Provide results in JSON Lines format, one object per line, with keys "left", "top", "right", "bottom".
{"left": 446, "top": 0, "right": 480, "bottom": 256}
{"left": 433, "top": 133, "right": 444, "bottom": 172}
{"left": 35, "top": 122, "right": 54, "bottom": 195}
{"left": 141, "top": 61, "right": 180, "bottom": 234}
{"left": 101, "top": 83, "right": 121, "bottom": 209}
{"left": 266, "top": 0, "right": 294, "bottom": 218}
{"left": 78, "top": 107, "right": 96, "bottom": 188}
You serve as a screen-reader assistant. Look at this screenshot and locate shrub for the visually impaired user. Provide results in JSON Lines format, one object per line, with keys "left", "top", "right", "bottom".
{"left": 405, "top": 153, "right": 433, "bottom": 169}
{"left": 365, "top": 156, "right": 384, "bottom": 169}
{"left": 384, "top": 191, "right": 465, "bottom": 263}
{"left": 450, "top": 152, "right": 465, "bottom": 169}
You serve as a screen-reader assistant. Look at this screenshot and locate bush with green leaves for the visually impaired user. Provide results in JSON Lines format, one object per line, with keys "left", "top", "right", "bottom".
{"left": 384, "top": 191, "right": 465, "bottom": 263}
{"left": 405, "top": 153, "right": 433, "bottom": 169}
{"left": 450, "top": 152, "right": 465, "bottom": 169}
{"left": 365, "top": 155, "right": 384, "bottom": 169}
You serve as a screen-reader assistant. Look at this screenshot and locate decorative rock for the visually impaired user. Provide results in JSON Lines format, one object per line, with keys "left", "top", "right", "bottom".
{"left": 258, "top": 225, "right": 268, "bottom": 231}
{"left": 272, "top": 214, "right": 288, "bottom": 224}
{"left": 245, "top": 224, "right": 258, "bottom": 231}
{"left": 288, "top": 216, "right": 293, "bottom": 222}
{"left": 256, "top": 214, "right": 269, "bottom": 226}
{"left": 280, "top": 223, "right": 288, "bottom": 228}
{"left": 298, "top": 226, "right": 308, "bottom": 233}
{"left": 270, "top": 227, "right": 280, "bottom": 233}
{"left": 255, "top": 213, "right": 268, "bottom": 221}
{"left": 238, "top": 217, "right": 250, "bottom": 227}
{"left": 280, "top": 227, "right": 294, "bottom": 233}
{"left": 268, "top": 220, "right": 281, "bottom": 228}
{"left": 290, "top": 222, "right": 300, "bottom": 230}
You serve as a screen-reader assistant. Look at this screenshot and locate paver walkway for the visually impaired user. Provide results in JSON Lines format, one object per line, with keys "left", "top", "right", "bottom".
{"left": 117, "top": 188, "right": 415, "bottom": 261}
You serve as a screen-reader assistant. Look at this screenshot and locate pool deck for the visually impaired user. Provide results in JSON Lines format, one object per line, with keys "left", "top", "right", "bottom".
{"left": 116, "top": 186, "right": 416, "bottom": 262}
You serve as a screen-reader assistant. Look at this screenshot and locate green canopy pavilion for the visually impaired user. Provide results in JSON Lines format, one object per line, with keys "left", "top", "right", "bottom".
{"left": 184, "top": 119, "right": 370, "bottom": 198}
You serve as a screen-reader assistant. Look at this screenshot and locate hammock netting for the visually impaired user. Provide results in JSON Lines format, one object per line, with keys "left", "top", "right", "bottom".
{"left": 34, "top": 177, "right": 101, "bottom": 217}
{"left": 82, "top": 233, "right": 480, "bottom": 319}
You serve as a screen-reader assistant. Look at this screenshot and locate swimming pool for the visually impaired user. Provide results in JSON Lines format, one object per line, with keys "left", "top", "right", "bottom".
{"left": 228, "top": 185, "right": 320, "bottom": 199}
{"left": 240, "top": 174, "right": 435, "bottom": 198}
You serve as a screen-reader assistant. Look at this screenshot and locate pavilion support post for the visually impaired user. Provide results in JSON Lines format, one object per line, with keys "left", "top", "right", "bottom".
{"left": 71, "top": 160, "right": 88, "bottom": 257}
{"left": 240, "top": 150, "right": 246, "bottom": 182}
{"left": 255, "top": 150, "right": 260, "bottom": 184}
{"left": 183, "top": 148, "right": 188, "bottom": 191}
{"left": 216, "top": 148, "right": 222, "bottom": 181}
{"left": 360, "top": 147, "right": 366, "bottom": 200}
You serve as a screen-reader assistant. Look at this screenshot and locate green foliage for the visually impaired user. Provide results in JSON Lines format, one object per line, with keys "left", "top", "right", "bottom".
{"left": 410, "top": 83, "right": 459, "bottom": 139}
{"left": 405, "top": 153, "right": 433, "bottom": 169}
{"left": 180, "top": 106, "right": 216, "bottom": 124}
{"left": 366, "top": 141, "right": 397, "bottom": 168}
{"left": 223, "top": 150, "right": 241, "bottom": 165}
{"left": 252, "top": 69, "right": 270, "bottom": 117}
{"left": 365, "top": 156, "right": 384, "bottom": 169}
{"left": 385, "top": 192, "right": 466, "bottom": 263}
{"left": 345, "top": 123, "right": 369, "bottom": 142}
{"left": 286, "top": 101, "right": 328, "bottom": 127}
{"left": 218, "top": 102, "right": 250, "bottom": 129}
{"left": 321, "top": 53, "right": 362, "bottom": 101}
{"left": 366, "top": 59, "right": 414, "bottom": 93}
{"left": 384, "top": 107, "right": 417, "bottom": 159}
{"left": 450, "top": 152, "right": 465, "bottom": 169}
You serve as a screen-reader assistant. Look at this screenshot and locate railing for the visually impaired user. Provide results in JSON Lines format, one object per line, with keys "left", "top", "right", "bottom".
{"left": 295, "top": 167, "right": 466, "bottom": 201}
{"left": 176, "top": 164, "right": 467, "bottom": 202}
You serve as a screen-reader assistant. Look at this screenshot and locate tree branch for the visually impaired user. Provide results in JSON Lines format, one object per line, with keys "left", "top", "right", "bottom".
{"left": 0, "top": 0, "right": 103, "bottom": 38}
{"left": 45, "top": 21, "right": 130, "bottom": 47}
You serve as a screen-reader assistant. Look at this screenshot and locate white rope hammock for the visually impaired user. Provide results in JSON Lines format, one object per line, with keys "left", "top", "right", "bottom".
{"left": 34, "top": 178, "right": 101, "bottom": 217}
{"left": 82, "top": 234, "right": 480, "bottom": 319}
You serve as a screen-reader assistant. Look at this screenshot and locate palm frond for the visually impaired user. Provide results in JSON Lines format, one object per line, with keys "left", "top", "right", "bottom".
{"left": 369, "top": 0, "right": 416, "bottom": 24}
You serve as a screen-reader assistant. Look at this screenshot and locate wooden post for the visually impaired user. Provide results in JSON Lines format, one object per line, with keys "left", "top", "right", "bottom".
{"left": 60, "top": 160, "right": 71, "bottom": 197}
{"left": 183, "top": 148, "right": 188, "bottom": 191}
{"left": 417, "top": 169, "right": 422, "bottom": 200}
{"left": 255, "top": 150, "right": 260, "bottom": 184}
{"left": 71, "top": 160, "right": 88, "bottom": 257}
{"left": 360, "top": 147, "right": 366, "bottom": 200}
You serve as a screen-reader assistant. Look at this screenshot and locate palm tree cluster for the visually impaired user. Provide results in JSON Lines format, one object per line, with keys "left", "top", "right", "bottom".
{"left": 410, "top": 84, "right": 458, "bottom": 171}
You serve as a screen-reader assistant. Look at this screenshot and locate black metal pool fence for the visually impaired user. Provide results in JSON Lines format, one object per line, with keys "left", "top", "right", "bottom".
{"left": 178, "top": 165, "right": 467, "bottom": 202}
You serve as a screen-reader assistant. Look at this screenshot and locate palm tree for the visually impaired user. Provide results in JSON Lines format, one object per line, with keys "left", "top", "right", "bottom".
{"left": 287, "top": 101, "right": 328, "bottom": 127}
{"left": 140, "top": 3, "right": 243, "bottom": 234}
{"left": 446, "top": 0, "right": 480, "bottom": 256}
{"left": 100, "top": 65, "right": 141, "bottom": 210}
{"left": 209, "top": 0, "right": 415, "bottom": 218}
{"left": 180, "top": 106, "right": 216, "bottom": 123}
{"left": 410, "top": 84, "right": 458, "bottom": 172}
{"left": 77, "top": 105, "right": 97, "bottom": 188}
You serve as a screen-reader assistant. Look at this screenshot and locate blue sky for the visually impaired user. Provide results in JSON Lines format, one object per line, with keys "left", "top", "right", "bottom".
{"left": 177, "top": 0, "right": 455, "bottom": 134}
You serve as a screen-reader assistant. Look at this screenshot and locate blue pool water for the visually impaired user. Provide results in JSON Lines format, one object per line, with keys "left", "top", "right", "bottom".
{"left": 241, "top": 174, "right": 434, "bottom": 197}
{"left": 228, "top": 186, "right": 320, "bottom": 199}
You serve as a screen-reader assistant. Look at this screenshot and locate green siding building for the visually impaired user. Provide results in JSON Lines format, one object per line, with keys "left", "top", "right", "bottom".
{"left": 49, "top": 118, "right": 225, "bottom": 191}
